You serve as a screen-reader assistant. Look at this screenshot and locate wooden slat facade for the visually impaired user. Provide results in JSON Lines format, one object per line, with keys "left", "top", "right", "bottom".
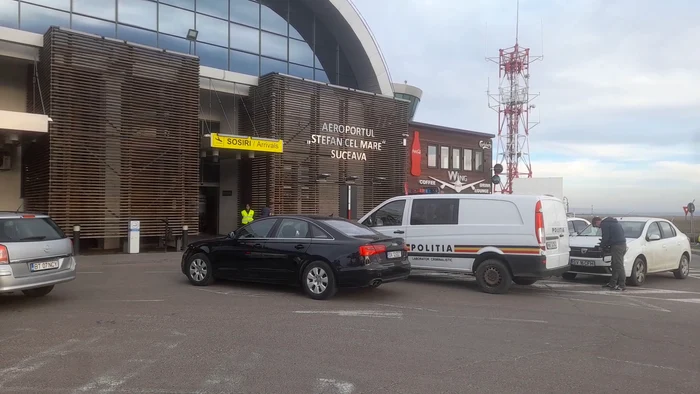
{"left": 241, "top": 75, "right": 409, "bottom": 218}
{"left": 24, "top": 27, "right": 200, "bottom": 238}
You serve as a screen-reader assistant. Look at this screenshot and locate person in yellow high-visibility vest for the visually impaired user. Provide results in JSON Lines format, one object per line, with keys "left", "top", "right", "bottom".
{"left": 241, "top": 204, "right": 255, "bottom": 225}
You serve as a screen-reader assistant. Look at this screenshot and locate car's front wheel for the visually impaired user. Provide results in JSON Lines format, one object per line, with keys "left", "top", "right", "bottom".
{"left": 302, "top": 261, "right": 336, "bottom": 300}
{"left": 187, "top": 253, "right": 214, "bottom": 286}
{"left": 673, "top": 254, "right": 690, "bottom": 279}
{"left": 627, "top": 257, "right": 646, "bottom": 286}
{"left": 22, "top": 285, "right": 54, "bottom": 297}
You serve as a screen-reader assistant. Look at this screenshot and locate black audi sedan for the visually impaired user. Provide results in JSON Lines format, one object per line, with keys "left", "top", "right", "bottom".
{"left": 180, "top": 215, "right": 410, "bottom": 300}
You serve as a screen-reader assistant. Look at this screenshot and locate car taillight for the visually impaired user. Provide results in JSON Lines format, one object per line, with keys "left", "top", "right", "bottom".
{"left": 0, "top": 245, "right": 8, "bottom": 265}
{"left": 21, "top": 214, "right": 35, "bottom": 219}
{"left": 359, "top": 244, "right": 387, "bottom": 257}
{"left": 404, "top": 244, "right": 410, "bottom": 252}
{"left": 535, "top": 200, "right": 545, "bottom": 251}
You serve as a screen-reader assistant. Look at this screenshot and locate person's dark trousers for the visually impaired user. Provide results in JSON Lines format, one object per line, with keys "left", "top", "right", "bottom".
{"left": 608, "top": 244, "right": 627, "bottom": 288}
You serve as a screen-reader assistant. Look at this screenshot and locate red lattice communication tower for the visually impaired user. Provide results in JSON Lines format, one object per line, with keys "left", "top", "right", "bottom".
{"left": 487, "top": 3, "right": 542, "bottom": 194}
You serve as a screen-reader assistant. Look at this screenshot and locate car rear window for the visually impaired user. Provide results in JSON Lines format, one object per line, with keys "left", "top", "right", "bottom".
{"left": 0, "top": 218, "right": 65, "bottom": 242}
{"left": 321, "top": 219, "right": 380, "bottom": 237}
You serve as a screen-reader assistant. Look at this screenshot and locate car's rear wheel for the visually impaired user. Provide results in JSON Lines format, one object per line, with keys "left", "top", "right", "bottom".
{"left": 475, "top": 259, "right": 512, "bottom": 294}
{"left": 187, "top": 253, "right": 214, "bottom": 286}
{"left": 22, "top": 285, "right": 54, "bottom": 297}
{"left": 673, "top": 254, "right": 690, "bottom": 279}
{"left": 627, "top": 257, "right": 646, "bottom": 286}
{"left": 561, "top": 272, "right": 577, "bottom": 281}
{"left": 302, "top": 261, "right": 336, "bottom": 300}
{"left": 512, "top": 277, "right": 538, "bottom": 286}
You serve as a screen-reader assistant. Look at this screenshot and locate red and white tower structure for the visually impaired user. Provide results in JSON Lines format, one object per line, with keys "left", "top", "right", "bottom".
{"left": 487, "top": 3, "right": 541, "bottom": 194}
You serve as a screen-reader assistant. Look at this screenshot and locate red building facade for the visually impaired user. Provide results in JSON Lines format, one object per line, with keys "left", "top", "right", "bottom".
{"left": 406, "top": 121, "right": 495, "bottom": 195}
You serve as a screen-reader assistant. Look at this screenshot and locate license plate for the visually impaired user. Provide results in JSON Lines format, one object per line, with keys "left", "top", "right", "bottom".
{"left": 546, "top": 240, "right": 558, "bottom": 250}
{"left": 570, "top": 259, "right": 595, "bottom": 267}
{"left": 387, "top": 251, "right": 402, "bottom": 259}
{"left": 30, "top": 261, "right": 59, "bottom": 272}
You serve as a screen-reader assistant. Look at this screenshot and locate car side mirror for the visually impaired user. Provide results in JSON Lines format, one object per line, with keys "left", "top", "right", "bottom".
{"left": 228, "top": 230, "right": 237, "bottom": 239}
{"left": 647, "top": 233, "right": 661, "bottom": 241}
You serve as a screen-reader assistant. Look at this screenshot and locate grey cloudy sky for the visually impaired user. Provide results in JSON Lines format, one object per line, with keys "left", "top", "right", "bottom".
{"left": 353, "top": 0, "right": 700, "bottom": 214}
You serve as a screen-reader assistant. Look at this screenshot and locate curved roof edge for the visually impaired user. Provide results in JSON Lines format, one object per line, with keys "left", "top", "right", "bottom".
{"left": 392, "top": 83, "right": 423, "bottom": 99}
{"left": 302, "top": 0, "right": 393, "bottom": 97}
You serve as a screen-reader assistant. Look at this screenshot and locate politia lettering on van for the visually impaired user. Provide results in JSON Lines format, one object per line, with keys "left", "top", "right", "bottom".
{"left": 409, "top": 244, "right": 454, "bottom": 253}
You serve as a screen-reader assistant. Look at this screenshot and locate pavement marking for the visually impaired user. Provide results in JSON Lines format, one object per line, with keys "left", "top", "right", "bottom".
{"left": 196, "top": 288, "right": 270, "bottom": 298}
{"left": 107, "top": 299, "right": 165, "bottom": 303}
{"left": 596, "top": 356, "right": 697, "bottom": 374}
{"left": 294, "top": 310, "right": 403, "bottom": 319}
{"left": 143, "top": 271, "right": 176, "bottom": 274}
{"left": 78, "top": 271, "right": 103, "bottom": 274}
{"left": 663, "top": 298, "right": 700, "bottom": 304}
{"left": 201, "top": 351, "right": 262, "bottom": 392}
{"left": 375, "top": 303, "right": 439, "bottom": 312}
{"left": 315, "top": 378, "right": 355, "bottom": 394}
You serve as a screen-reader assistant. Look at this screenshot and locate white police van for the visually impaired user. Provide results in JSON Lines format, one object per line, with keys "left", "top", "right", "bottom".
{"left": 359, "top": 194, "right": 570, "bottom": 294}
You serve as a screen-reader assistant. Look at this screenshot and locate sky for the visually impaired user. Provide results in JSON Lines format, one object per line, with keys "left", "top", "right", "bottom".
{"left": 352, "top": 0, "right": 700, "bottom": 214}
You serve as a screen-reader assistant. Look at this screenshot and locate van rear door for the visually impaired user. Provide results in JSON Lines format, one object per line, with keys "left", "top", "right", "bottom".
{"left": 539, "top": 198, "right": 570, "bottom": 270}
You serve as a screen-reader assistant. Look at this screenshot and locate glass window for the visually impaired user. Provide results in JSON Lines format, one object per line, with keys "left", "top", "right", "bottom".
{"left": 159, "top": 0, "right": 193, "bottom": 10}
{"left": 72, "top": 15, "right": 116, "bottom": 37}
{"left": 158, "top": 3, "right": 194, "bottom": 37}
{"left": 314, "top": 69, "right": 329, "bottom": 83}
{"left": 0, "top": 218, "right": 65, "bottom": 242}
{"left": 288, "top": 0, "right": 312, "bottom": 41}
{"left": 19, "top": 3, "right": 70, "bottom": 34}
{"left": 427, "top": 145, "right": 437, "bottom": 168}
{"left": 230, "top": 0, "right": 259, "bottom": 28}
{"left": 410, "top": 199, "right": 459, "bottom": 226}
{"left": 452, "top": 148, "right": 460, "bottom": 169}
{"left": 158, "top": 33, "right": 191, "bottom": 53}
{"left": 321, "top": 219, "right": 380, "bottom": 237}
{"left": 568, "top": 221, "right": 576, "bottom": 235}
{"left": 463, "top": 149, "right": 473, "bottom": 171}
{"left": 237, "top": 218, "right": 277, "bottom": 239}
{"left": 475, "top": 150, "right": 484, "bottom": 171}
{"left": 0, "top": 0, "right": 18, "bottom": 29}
{"left": 261, "top": 31, "right": 287, "bottom": 60}
{"left": 261, "top": 56, "right": 287, "bottom": 75}
{"left": 230, "top": 49, "right": 259, "bottom": 75}
{"left": 310, "top": 224, "right": 331, "bottom": 239}
{"left": 339, "top": 74, "right": 357, "bottom": 89}
{"left": 288, "top": 63, "right": 313, "bottom": 79}
{"left": 73, "top": 0, "right": 115, "bottom": 21}
{"left": 658, "top": 221, "right": 676, "bottom": 239}
{"left": 118, "top": 24, "right": 157, "bottom": 47}
{"left": 118, "top": 0, "right": 156, "bottom": 30}
{"left": 196, "top": 13, "right": 228, "bottom": 47}
{"left": 230, "top": 22, "right": 259, "bottom": 54}
{"left": 196, "top": 42, "right": 228, "bottom": 70}
{"left": 196, "top": 0, "right": 227, "bottom": 19}
{"left": 617, "top": 221, "right": 646, "bottom": 238}
{"left": 273, "top": 219, "right": 310, "bottom": 239}
{"left": 289, "top": 38, "right": 313, "bottom": 66}
{"left": 440, "top": 146, "right": 449, "bottom": 169}
{"left": 572, "top": 220, "right": 588, "bottom": 234}
{"left": 314, "top": 44, "right": 337, "bottom": 78}
{"left": 23, "top": 0, "right": 69, "bottom": 11}
{"left": 363, "top": 200, "right": 405, "bottom": 228}
{"left": 261, "top": 0, "right": 287, "bottom": 36}
{"left": 646, "top": 222, "right": 661, "bottom": 240}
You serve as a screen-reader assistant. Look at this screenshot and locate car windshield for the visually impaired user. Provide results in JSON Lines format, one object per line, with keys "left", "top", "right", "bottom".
{"left": 576, "top": 220, "right": 647, "bottom": 239}
{"left": 321, "top": 219, "right": 381, "bottom": 237}
{"left": 0, "top": 217, "right": 65, "bottom": 242}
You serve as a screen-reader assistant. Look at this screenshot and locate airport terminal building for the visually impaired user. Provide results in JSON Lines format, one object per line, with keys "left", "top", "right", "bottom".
{"left": 0, "top": 0, "right": 409, "bottom": 247}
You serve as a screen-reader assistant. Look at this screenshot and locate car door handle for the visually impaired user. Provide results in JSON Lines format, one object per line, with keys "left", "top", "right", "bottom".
{"left": 294, "top": 244, "right": 305, "bottom": 250}
{"left": 253, "top": 243, "right": 263, "bottom": 248}
{"left": 394, "top": 230, "right": 405, "bottom": 234}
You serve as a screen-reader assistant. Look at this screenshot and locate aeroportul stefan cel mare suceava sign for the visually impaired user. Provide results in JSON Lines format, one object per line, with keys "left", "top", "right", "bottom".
{"left": 306, "top": 122, "right": 386, "bottom": 161}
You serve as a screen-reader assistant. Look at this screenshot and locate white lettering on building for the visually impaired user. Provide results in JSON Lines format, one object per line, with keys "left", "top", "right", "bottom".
{"left": 419, "top": 179, "right": 436, "bottom": 186}
{"left": 308, "top": 123, "right": 385, "bottom": 161}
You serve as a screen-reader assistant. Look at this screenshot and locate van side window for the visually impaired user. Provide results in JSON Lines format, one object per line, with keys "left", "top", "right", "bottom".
{"left": 410, "top": 199, "right": 459, "bottom": 225}
{"left": 364, "top": 200, "right": 406, "bottom": 227}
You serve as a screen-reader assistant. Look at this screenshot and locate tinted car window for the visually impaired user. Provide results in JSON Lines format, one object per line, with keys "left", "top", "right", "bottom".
{"left": 310, "top": 224, "right": 331, "bottom": 239}
{"left": 237, "top": 219, "right": 276, "bottom": 239}
{"left": 658, "top": 221, "right": 676, "bottom": 239}
{"left": 646, "top": 222, "right": 661, "bottom": 240}
{"left": 410, "top": 199, "right": 459, "bottom": 225}
{"left": 573, "top": 220, "right": 588, "bottom": 234}
{"left": 322, "top": 219, "right": 380, "bottom": 237}
{"left": 364, "top": 200, "right": 405, "bottom": 227}
{"left": 273, "top": 219, "right": 310, "bottom": 239}
{"left": 0, "top": 218, "right": 65, "bottom": 242}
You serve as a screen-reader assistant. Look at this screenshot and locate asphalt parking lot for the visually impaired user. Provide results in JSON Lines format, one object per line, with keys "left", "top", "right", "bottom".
{"left": 2, "top": 251, "right": 700, "bottom": 394}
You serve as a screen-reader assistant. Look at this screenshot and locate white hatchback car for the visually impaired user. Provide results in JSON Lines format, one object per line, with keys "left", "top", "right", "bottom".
{"left": 565, "top": 217, "right": 691, "bottom": 286}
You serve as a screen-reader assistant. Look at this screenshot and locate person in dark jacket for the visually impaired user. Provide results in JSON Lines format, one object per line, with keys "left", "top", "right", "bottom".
{"left": 261, "top": 205, "right": 273, "bottom": 218}
{"left": 592, "top": 216, "right": 627, "bottom": 291}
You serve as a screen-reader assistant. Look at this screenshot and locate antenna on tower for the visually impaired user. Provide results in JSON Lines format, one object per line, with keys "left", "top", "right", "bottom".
{"left": 486, "top": 0, "right": 543, "bottom": 194}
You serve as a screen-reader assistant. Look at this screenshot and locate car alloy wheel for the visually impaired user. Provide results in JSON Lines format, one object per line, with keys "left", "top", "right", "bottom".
{"left": 680, "top": 255, "right": 689, "bottom": 276}
{"left": 190, "top": 258, "right": 208, "bottom": 283}
{"left": 306, "top": 267, "right": 329, "bottom": 295}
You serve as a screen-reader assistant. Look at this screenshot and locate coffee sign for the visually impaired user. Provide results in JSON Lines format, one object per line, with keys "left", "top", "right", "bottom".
{"left": 307, "top": 122, "right": 386, "bottom": 161}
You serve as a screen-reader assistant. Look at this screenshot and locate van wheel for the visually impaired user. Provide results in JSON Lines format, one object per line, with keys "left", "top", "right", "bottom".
{"left": 512, "top": 277, "right": 537, "bottom": 286}
{"left": 562, "top": 273, "right": 577, "bottom": 281}
{"left": 475, "top": 259, "right": 512, "bottom": 294}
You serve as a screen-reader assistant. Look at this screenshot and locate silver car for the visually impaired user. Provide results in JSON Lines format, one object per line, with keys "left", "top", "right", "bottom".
{"left": 0, "top": 212, "right": 76, "bottom": 297}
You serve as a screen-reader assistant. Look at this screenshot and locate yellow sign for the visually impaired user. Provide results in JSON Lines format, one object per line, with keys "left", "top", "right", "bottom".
{"left": 210, "top": 133, "right": 283, "bottom": 153}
